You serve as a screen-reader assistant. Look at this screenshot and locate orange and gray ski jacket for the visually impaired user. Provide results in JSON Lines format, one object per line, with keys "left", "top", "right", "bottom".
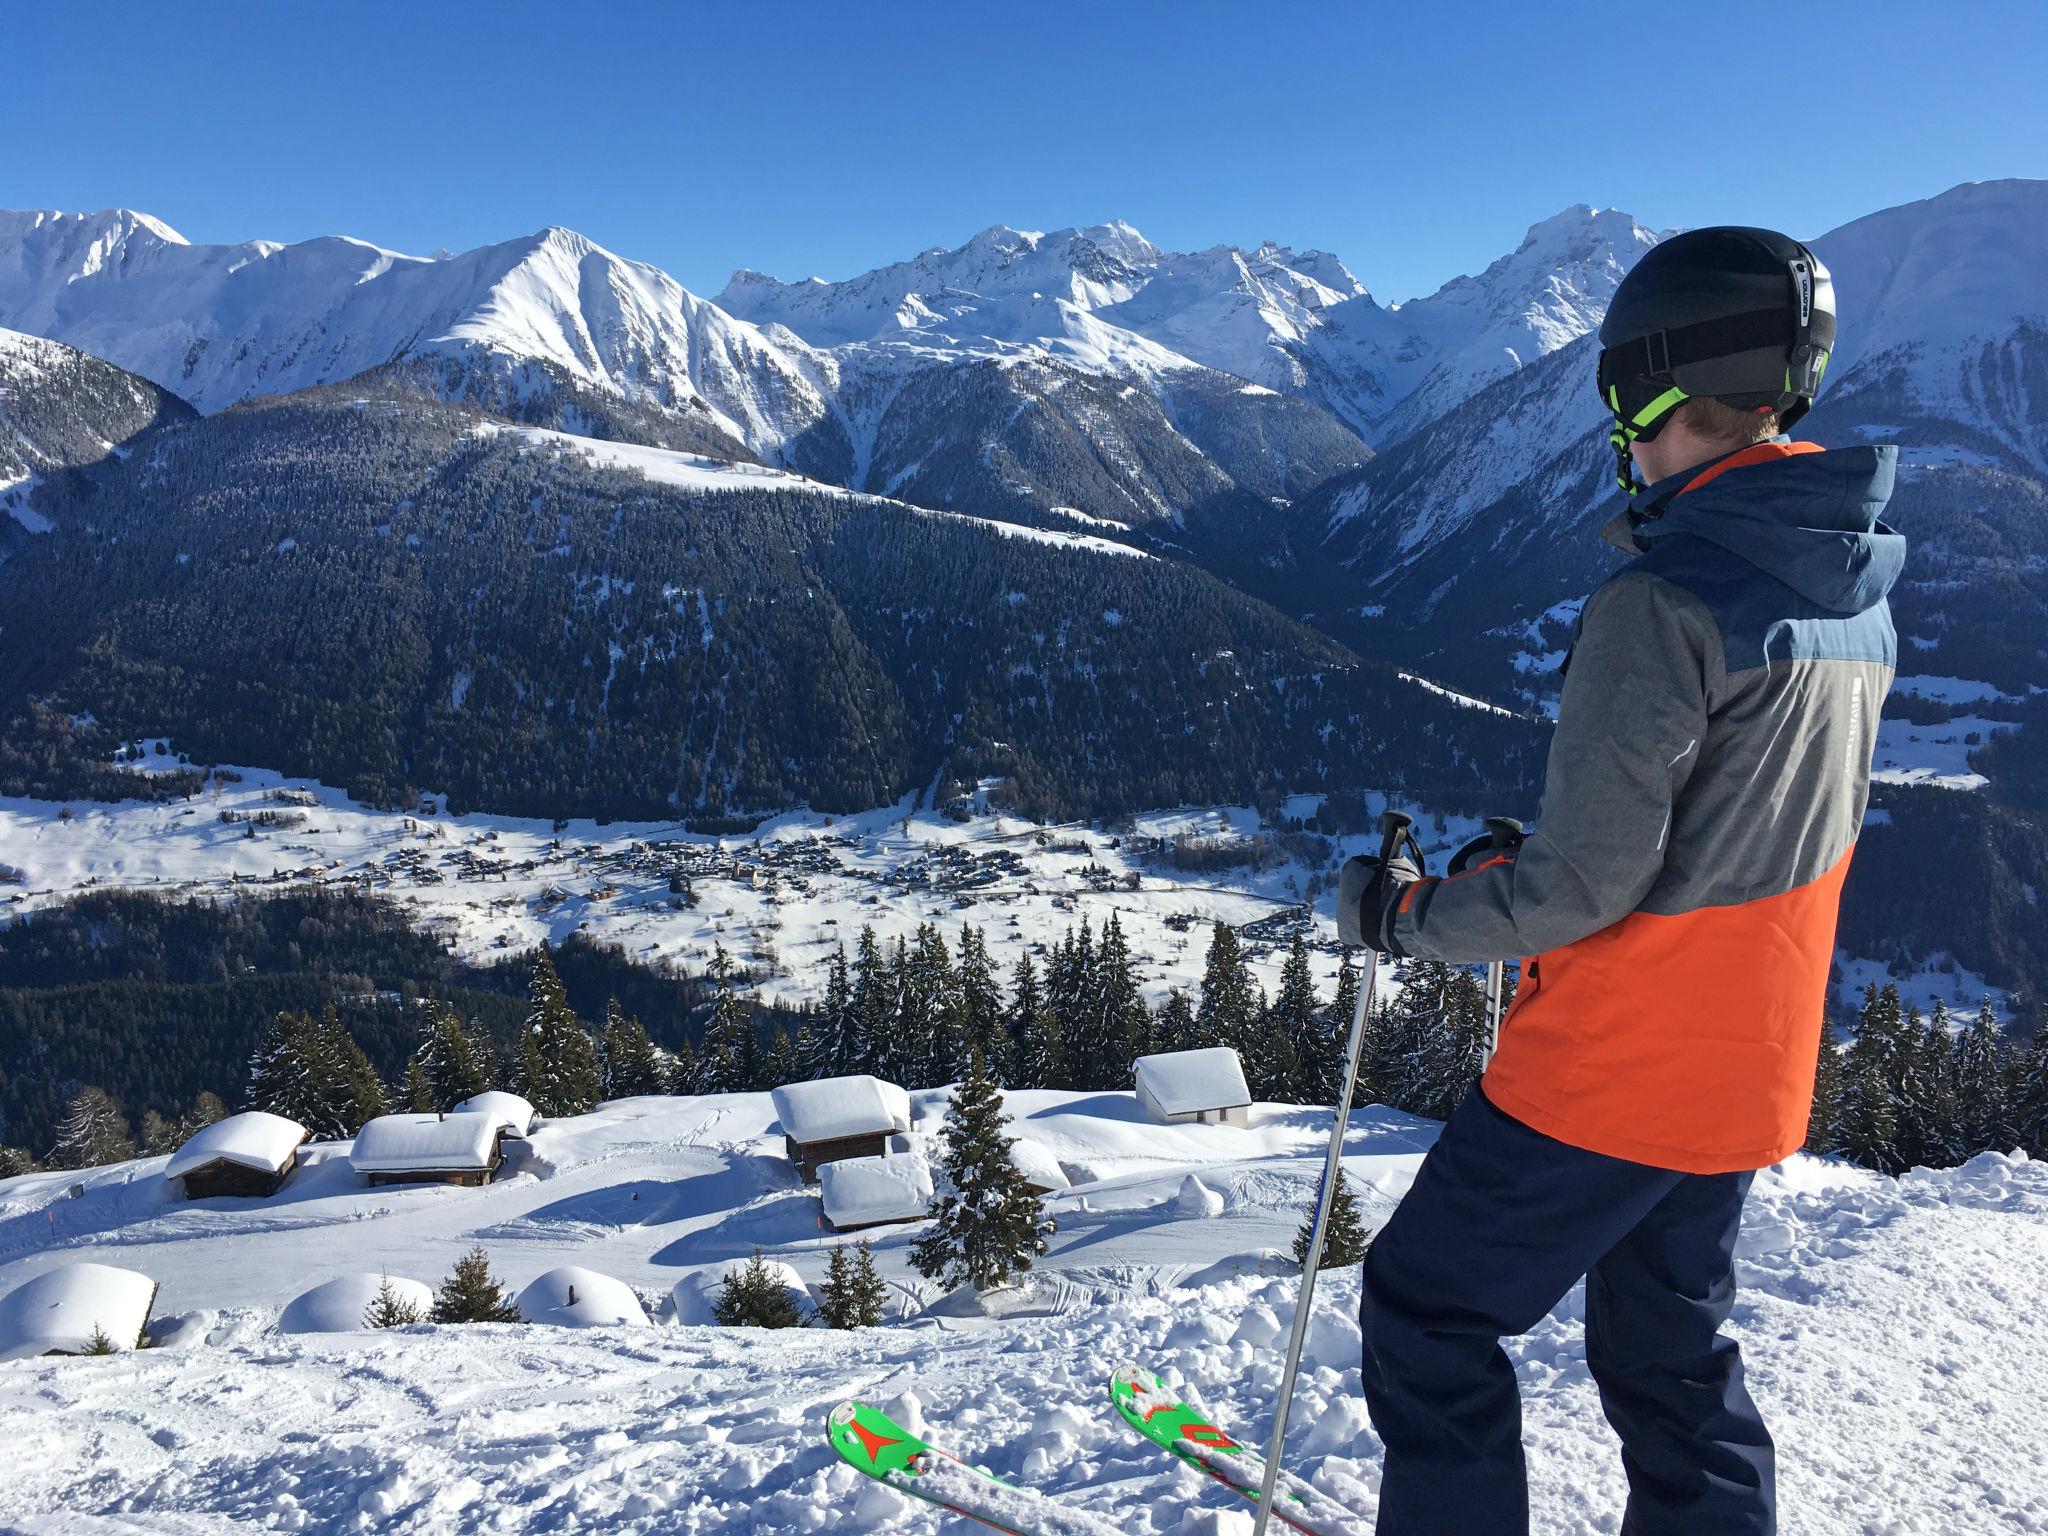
{"left": 1393, "top": 440, "right": 1902, "bottom": 1173}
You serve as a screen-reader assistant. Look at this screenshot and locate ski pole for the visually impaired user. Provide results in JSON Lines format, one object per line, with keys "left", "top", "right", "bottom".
{"left": 1252, "top": 808, "right": 1415, "bottom": 1536}
{"left": 1475, "top": 817, "right": 1523, "bottom": 1068}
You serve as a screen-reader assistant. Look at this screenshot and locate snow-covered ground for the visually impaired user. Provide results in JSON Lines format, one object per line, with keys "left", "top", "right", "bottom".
{"left": 0, "top": 749, "right": 1434, "bottom": 1008}
{"left": 0, "top": 1085, "right": 2042, "bottom": 1533}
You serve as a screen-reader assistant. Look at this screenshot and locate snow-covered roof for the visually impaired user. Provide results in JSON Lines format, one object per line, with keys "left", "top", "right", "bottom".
{"left": 818, "top": 1153, "right": 934, "bottom": 1229}
{"left": 164, "top": 1111, "right": 307, "bottom": 1181}
{"left": 669, "top": 1259, "right": 812, "bottom": 1327}
{"left": 278, "top": 1273, "right": 434, "bottom": 1334}
{"left": 452, "top": 1091, "right": 535, "bottom": 1137}
{"left": 1008, "top": 1137, "right": 1069, "bottom": 1192}
{"left": 1133, "top": 1047, "right": 1252, "bottom": 1116}
{"left": 0, "top": 1262, "right": 158, "bottom": 1360}
{"left": 516, "top": 1266, "right": 648, "bottom": 1328}
{"left": 771, "top": 1075, "right": 911, "bottom": 1145}
{"left": 349, "top": 1113, "right": 503, "bottom": 1172}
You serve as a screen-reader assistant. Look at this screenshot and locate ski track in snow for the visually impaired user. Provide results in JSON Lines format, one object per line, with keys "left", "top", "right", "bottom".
{"left": 0, "top": 1087, "right": 2044, "bottom": 1535}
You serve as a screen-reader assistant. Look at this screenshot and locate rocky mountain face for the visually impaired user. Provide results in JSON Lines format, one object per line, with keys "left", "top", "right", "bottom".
{"left": 0, "top": 325, "right": 195, "bottom": 542}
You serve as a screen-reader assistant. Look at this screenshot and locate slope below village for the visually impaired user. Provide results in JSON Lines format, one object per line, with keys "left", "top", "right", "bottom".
{"left": 0, "top": 1084, "right": 2042, "bottom": 1533}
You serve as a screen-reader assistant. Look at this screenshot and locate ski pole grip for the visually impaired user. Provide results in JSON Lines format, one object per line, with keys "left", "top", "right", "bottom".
{"left": 1484, "top": 816, "right": 1525, "bottom": 849}
{"left": 1376, "top": 809, "right": 1414, "bottom": 865}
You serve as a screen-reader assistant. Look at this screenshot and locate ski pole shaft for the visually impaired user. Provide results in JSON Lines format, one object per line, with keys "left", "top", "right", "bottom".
{"left": 1252, "top": 809, "right": 1411, "bottom": 1536}
{"left": 1482, "top": 959, "right": 1505, "bottom": 1067}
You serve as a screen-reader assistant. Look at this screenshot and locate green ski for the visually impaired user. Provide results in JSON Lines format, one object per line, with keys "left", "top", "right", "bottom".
{"left": 1109, "top": 1363, "right": 1366, "bottom": 1534}
{"left": 827, "top": 1400, "right": 1128, "bottom": 1536}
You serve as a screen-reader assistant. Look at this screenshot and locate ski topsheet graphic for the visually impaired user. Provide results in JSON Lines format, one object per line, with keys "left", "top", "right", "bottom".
{"left": 827, "top": 1400, "right": 1127, "bottom": 1536}
{"left": 1109, "top": 1363, "right": 1367, "bottom": 1535}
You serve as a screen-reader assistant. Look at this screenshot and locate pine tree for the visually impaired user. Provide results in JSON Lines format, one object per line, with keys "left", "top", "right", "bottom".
{"left": 1010, "top": 952, "right": 1063, "bottom": 1090}
{"left": 714, "top": 1250, "right": 807, "bottom": 1328}
{"left": 409, "top": 999, "right": 493, "bottom": 1112}
{"left": 762, "top": 1025, "right": 797, "bottom": 1088}
{"left": 816, "top": 1240, "right": 889, "bottom": 1328}
{"left": 1151, "top": 988, "right": 1197, "bottom": 1058}
{"left": 1908, "top": 1003, "right": 1963, "bottom": 1167}
{"left": 363, "top": 1276, "right": 425, "bottom": 1328}
{"left": 82, "top": 1324, "right": 118, "bottom": 1355}
{"left": 141, "top": 1110, "right": 179, "bottom": 1156}
{"left": 597, "top": 997, "right": 631, "bottom": 1100}
{"left": 1195, "top": 923, "right": 1261, "bottom": 1054}
{"left": 667, "top": 1031, "right": 703, "bottom": 1095}
{"left": 605, "top": 1008, "right": 667, "bottom": 1097}
{"left": 909, "top": 1051, "right": 1055, "bottom": 1292}
{"left": 51, "top": 1085, "right": 137, "bottom": 1169}
{"left": 178, "top": 1092, "right": 227, "bottom": 1141}
{"left": 430, "top": 1246, "right": 523, "bottom": 1323}
{"left": 1837, "top": 984, "right": 1905, "bottom": 1173}
{"left": 402, "top": 1056, "right": 435, "bottom": 1113}
{"left": 698, "top": 945, "right": 758, "bottom": 1093}
{"left": 1252, "top": 1007, "right": 1304, "bottom": 1103}
{"left": 1293, "top": 1167, "right": 1372, "bottom": 1269}
{"left": 515, "top": 945, "right": 600, "bottom": 1115}
{"left": 1272, "top": 933, "right": 1327, "bottom": 1105}
{"left": 247, "top": 1009, "right": 321, "bottom": 1128}
{"left": 790, "top": 1015, "right": 828, "bottom": 1083}
{"left": 312, "top": 1006, "right": 388, "bottom": 1137}
{"left": 1071, "top": 915, "right": 1147, "bottom": 1093}
{"left": 1323, "top": 953, "right": 1367, "bottom": 1107}
{"left": 2007, "top": 1008, "right": 2048, "bottom": 1160}
{"left": 1954, "top": 998, "right": 2011, "bottom": 1155}
{"left": 1806, "top": 1014, "right": 1845, "bottom": 1155}
{"left": 0, "top": 1147, "right": 34, "bottom": 1180}
{"left": 898, "top": 923, "right": 960, "bottom": 1087}
{"left": 818, "top": 943, "right": 859, "bottom": 1077}
{"left": 850, "top": 926, "right": 895, "bottom": 1080}
{"left": 957, "top": 925, "right": 1009, "bottom": 1086}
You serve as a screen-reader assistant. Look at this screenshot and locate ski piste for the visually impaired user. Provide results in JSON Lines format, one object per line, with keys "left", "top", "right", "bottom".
{"left": 1109, "top": 1364, "right": 1366, "bottom": 1535}
{"left": 826, "top": 1400, "right": 1127, "bottom": 1536}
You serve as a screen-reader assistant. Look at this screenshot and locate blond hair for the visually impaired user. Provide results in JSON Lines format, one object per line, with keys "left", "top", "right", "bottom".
{"left": 1677, "top": 395, "right": 1781, "bottom": 449}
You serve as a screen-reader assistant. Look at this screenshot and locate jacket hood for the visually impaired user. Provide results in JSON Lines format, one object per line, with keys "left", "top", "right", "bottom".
{"left": 1605, "top": 444, "right": 1903, "bottom": 613}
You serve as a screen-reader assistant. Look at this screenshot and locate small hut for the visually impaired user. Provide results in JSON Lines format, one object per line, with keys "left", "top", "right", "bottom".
{"left": 1134, "top": 1047, "right": 1253, "bottom": 1128}
{"left": 770, "top": 1075, "right": 912, "bottom": 1183}
{"left": 817, "top": 1153, "right": 934, "bottom": 1233}
{"left": 1008, "top": 1137, "right": 1070, "bottom": 1195}
{"left": 452, "top": 1091, "right": 536, "bottom": 1138}
{"left": 0, "top": 1262, "right": 159, "bottom": 1360}
{"left": 165, "top": 1111, "right": 309, "bottom": 1199}
{"left": 349, "top": 1112, "right": 509, "bottom": 1187}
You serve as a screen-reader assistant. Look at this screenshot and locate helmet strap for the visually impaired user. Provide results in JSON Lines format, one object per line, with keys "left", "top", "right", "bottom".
{"left": 1605, "top": 384, "right": 1688, "bottom": 500}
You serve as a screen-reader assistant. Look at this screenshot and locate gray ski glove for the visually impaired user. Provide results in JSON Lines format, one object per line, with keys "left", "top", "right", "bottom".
{"left": 1338, "top": 849, "right": 1424, "bottom": 954}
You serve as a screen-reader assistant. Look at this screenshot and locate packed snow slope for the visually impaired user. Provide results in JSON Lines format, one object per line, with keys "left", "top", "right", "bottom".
{"left": 0, "top": 1086, "right": 2042, "bottom": 1533}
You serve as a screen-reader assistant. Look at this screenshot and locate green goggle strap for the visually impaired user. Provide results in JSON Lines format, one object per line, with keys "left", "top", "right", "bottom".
{"left": 1606, "top": 384, "right": 1688, "bottom": 496}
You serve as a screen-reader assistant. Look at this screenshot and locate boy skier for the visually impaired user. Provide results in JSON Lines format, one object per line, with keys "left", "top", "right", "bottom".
{"left": 1340, "top": 226, "right": 1901, "bottom": 1534}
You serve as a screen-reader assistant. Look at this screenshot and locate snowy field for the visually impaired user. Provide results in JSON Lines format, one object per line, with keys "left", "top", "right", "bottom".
{"left": 0, "top": 1087, "right": 2043, "bottom": 1533}
{"left": 0, "top": 747, "right": 1441, "bottom": 1009}
{"left": 0, "top": 746, "right": 1999, "bottom": 1021}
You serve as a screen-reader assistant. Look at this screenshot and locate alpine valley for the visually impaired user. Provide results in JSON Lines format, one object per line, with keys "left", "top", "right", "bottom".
{"left": 0, "top": 180, "right": 2044, "bottom": 1024}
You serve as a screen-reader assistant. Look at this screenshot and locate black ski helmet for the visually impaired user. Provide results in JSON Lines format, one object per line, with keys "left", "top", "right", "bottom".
{"left": 1596, "top": 226, "right": 1835, "bottom": 496}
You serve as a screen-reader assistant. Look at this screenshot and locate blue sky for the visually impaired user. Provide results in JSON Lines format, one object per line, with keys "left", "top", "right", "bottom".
{"left": 8, "top": 0, "right": 2043, "bottom": 302}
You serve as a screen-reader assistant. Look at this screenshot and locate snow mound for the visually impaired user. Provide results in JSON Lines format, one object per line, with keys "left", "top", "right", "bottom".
{"left": 0, "top": 1262, "right": 157, "bottom": 1359}
{"left": 515, "top": 1266, "right": 648, "bottom": 1328}
{"left": 453, "top": 1091, "right": 535, "bottom": 1137}
{"left": 1176, "top": 1173, "right": 1226, "bottom": 1219}
{"left": 670, "top": 1258, "right": 812, "bottom": 1327}
{"left": 818, "top": 1154, "right": 934, "bottom": 1230}
{"left": 277, "top": 1273, "right": 434, "bottom": 1334}
{"left": 163, "top": 1111, "right": 307, "bottom": 1181}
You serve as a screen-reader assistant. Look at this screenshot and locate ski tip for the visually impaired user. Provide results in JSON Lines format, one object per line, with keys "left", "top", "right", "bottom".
{"left": 1109, "top": 1360, "right": 1150, "bottom": 1392}
{"left": 827, "top": 1400, "right": 923, "bottom": 1480}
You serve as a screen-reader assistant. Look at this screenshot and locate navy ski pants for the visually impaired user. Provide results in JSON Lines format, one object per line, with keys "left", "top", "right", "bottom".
{"left": 1359, "top": 1085, "right": 1775, "bottom": 1535}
